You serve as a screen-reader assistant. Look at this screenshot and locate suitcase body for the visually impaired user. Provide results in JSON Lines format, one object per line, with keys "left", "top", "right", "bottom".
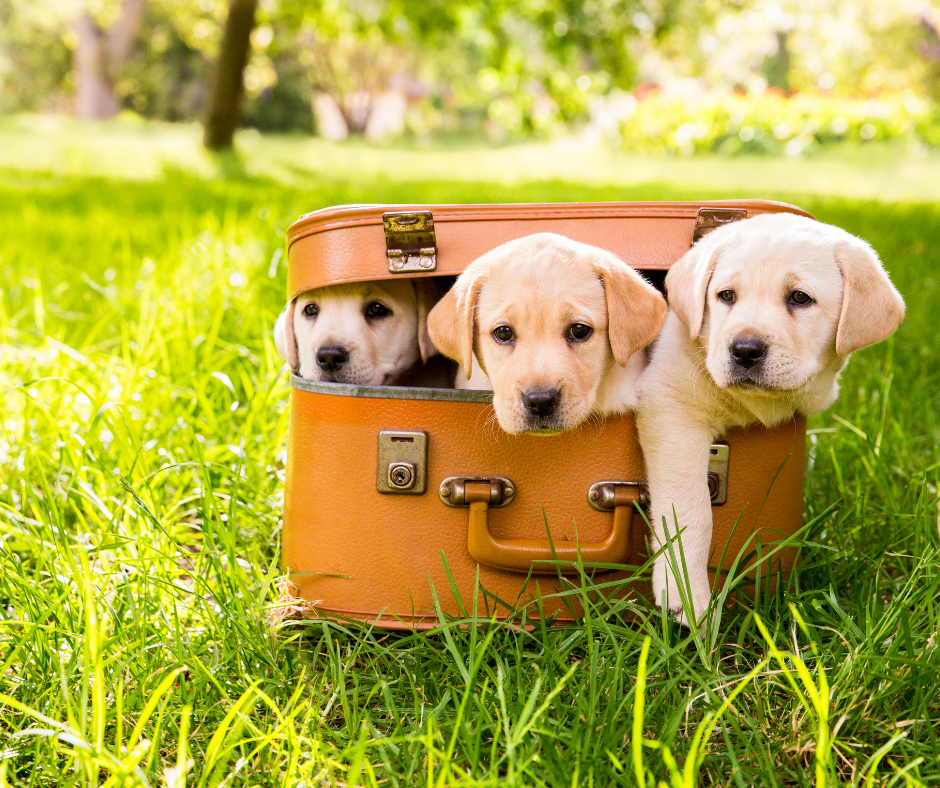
{"left": 282, "top": 201, "right": 812, "bottom": 629}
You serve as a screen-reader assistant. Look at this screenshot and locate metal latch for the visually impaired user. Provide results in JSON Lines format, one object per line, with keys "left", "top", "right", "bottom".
{"left": 383, "top": 211, "right": 437, "bottom": 273}
{"left": 439, "top": 476, "right": 514, "bottom": 508}
{"left": 587, "top": 444, "right": 728, "bottom": 510}
{"left": 707, "top": 443, "right": 729, "bottom": 506}
{"left": 587, "top": 481, "right": 648, "bottom": 511}
{"left": 692, "top": 207, "right": 747, "bottom": 244}
{"left": 377, "top": 430, "right": 428, "bottom": 494}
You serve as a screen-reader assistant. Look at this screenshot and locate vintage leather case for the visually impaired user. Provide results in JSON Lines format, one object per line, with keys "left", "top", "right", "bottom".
{"left": 282, "top": 201, "right": 812, "bottom": 629}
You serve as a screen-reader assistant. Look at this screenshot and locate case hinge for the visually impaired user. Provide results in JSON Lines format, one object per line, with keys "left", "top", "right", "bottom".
{"left": 383, "top": 211, "right": 437, "bottom": 273}
{"left": 692, "top": 207, "right": 747, "bottom": 245}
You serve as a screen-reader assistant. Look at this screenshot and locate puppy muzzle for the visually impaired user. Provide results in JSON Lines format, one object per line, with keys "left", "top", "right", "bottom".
{"left": 520, "top": 388, "right": 565, "bottom": 433}
{"left": 316, "top": 345, "right": 349, "bottom": 374}
{"left": 724, "top": 336, "right": 774, "bottom": 388}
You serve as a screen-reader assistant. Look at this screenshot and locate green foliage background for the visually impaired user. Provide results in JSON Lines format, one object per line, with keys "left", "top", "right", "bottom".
{"left": 3, "top": 0, "right": 940, "bottom": 143}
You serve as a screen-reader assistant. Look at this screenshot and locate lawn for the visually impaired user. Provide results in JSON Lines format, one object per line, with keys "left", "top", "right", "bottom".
{"left": 1, "top": 119, "right": 938, "bottom": 786}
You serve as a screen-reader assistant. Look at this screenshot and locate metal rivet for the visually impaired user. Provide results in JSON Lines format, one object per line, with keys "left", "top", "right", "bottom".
{"left": 440, "top": 483, "right": 451, "bottom": 497}
{"left": 588, "top": 488, "right": 600, "bottom": 502}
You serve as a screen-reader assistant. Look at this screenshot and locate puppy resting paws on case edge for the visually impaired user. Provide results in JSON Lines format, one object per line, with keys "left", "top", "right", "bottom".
{"left": 427, "top": 232, "right": 667, "bottom": 435}
{"left": 637, "top": 213, "right": 905, "bottom": 627}
{"left": 275, "top": 278, "right": 449, "bottom": 386}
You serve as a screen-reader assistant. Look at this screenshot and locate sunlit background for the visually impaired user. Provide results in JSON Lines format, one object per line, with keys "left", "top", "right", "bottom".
{"left": 4, "top": 3, "right": 940, "bottom": 785}
{"left": 3, "top": 0, "right": 940, "bottom": 159}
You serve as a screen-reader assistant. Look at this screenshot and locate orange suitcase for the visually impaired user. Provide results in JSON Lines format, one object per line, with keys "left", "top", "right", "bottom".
{"left": 282, "top": 201, "right": 812, "bottom": 629}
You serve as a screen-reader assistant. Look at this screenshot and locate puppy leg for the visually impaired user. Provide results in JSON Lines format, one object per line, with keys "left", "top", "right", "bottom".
{"left": 638, "top": 409, "right": 715, "bottom": 626}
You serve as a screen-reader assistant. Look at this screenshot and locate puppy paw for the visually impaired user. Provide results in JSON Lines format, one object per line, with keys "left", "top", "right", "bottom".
{"left": 652, "top": 559, "right": 712, "bottom": 629}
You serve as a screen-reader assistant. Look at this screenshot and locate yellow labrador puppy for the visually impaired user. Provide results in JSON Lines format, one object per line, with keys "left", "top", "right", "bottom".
{"left": 275, "top": 279, "right": 445, "bottom": 385}
{"left": 638, "top": 213, "right": 905, "bottom": 626}
{"left": 428, "top": 233, "right": 667, "bottom": 434}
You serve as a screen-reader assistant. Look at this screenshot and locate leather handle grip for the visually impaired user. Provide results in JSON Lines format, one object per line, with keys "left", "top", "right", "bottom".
{"left": 464, "top": 482, "right": 636, "bottom": 574}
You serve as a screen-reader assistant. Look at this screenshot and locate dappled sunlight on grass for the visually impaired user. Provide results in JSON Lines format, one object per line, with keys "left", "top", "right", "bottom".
{"left": 5, "top": 114, "right": 940, "bottom": 203}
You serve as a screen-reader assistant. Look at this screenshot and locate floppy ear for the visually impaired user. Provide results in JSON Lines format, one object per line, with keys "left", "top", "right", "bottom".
{"left": 412, "top": 277, "right": 444, "bottom": 363}
{"left": 591, "top": 252, "right": 668, "bottom": 365}
{"left": 834, "top": 238, "right": 905, "bottom": 357}
{"left": 427, "top": 264, "right": 488, "bottom": 378}
{"left": 665, "top": 237, "right": 722, "bottom": 340}
{"left": 273, "top": 299, "right": 300, "bottom": 373}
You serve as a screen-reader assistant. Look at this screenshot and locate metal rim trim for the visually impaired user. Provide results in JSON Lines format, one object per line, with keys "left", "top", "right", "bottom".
{"left": 290, "top": 374, "right": 494, "bottom": 403}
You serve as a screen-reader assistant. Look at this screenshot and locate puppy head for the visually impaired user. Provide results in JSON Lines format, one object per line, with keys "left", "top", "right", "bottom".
{"left": 666, "top": 213, "right": 904, "bottom": 392}
{"left": 428, "top": 233, "right": 667, "bottom": 435}
{"left": 274, "top": 278, "right": 442, "bottom": 385}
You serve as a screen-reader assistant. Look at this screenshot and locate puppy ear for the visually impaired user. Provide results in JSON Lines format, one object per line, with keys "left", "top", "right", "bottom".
{"left": 427, "top": 266, "right": 488, "bottom": 377}
{"left": 592, "top": 253, "right": 668, "bottom": 365}
{"left": 273, "top": 299, "right": 300, "bottom": 373}
{"left": 665, "top": 238, "right": 721, "bottom": 340}
{"left": 412, "top": 277, "right": 444, "bottom": 363}
{"left": 834, "top": 238, "right": 905, "bottom": 357}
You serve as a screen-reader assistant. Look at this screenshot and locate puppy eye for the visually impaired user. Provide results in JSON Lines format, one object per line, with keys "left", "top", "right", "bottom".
{"left": 567, "top": 323, "right": 593, "bottom": 341}
{"left": 717, "top": 290, "right": 736, "bottom": 304}
{"left": 492, "top": 325, "right": 515, "bottom": 344}
{"left": 788, "top": 290, "right": 814, "bottom": 306}
{"left": 303, "top": 303, "right": 319, "bottom": 317}
{"left": 365, "top": 302, "right": 391, "bottom": 318}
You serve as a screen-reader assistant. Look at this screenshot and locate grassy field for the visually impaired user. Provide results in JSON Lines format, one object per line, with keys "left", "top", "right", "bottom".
{"left": 1, "top": 119, "right": 939, "bottom": 786}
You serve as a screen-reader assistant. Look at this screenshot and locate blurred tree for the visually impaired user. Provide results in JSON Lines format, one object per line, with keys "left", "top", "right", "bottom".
{"left": 3, "top": 0, "right": 940, "bottom": 140}
{"left": 0, "top": 0, "right": 73, "bottom": 113}
{"left": 762, "top": 31, "right": 791, "bottom": 91}
{"left": 74, "top": 0, "right": 147, "bottom": 118}
{"left": 916, "top": 14, "right": 940, "bottom": 102}
{"left": 204, "top": 0, "right": 258, "bottom": 150}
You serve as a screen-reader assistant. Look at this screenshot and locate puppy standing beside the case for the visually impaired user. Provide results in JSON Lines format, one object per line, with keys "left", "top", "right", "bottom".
{"left": 428, "top": 233, "right": 667, "bottom": 435}
{"left": 638, "top": 213, "right": 905, "bottom": 626}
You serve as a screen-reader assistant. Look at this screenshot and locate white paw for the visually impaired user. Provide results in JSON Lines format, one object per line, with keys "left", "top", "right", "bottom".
{"left": 652, "top": 557, "right": 712, "bottom": 628}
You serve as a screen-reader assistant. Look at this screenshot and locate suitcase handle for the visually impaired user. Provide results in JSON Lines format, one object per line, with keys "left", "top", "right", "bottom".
{"left": 464, "top": 481, "right": 638, "bottom": 574}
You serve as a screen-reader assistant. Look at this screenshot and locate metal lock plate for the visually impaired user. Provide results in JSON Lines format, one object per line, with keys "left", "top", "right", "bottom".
{"left": 707, "top": 443, "right": 730, "bottom": 506}
{"left": 383, "top": 211, "right": 437, "bottom": 273}
{"left": 377, "top": 430, "right": 428, "bottom": 494}
{"left": 692, "top": 207, "right": 747, "bottom": 244}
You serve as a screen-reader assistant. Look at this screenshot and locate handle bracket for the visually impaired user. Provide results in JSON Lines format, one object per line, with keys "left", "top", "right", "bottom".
{"left": 439, "top": 476, "right": 515, "bottom": 508}
{"left": 588, "top": 480, "right": 648, "bottom": 512}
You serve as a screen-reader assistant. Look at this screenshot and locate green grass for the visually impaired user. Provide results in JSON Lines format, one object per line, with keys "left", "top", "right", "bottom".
{"left": 1, "top": 119, "right": 939, "bottom": 786}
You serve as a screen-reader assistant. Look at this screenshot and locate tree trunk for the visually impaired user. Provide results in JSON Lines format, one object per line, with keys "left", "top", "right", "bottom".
{"left": 204, "top": 0, "right": 258, "bottom": 150}
{"left": 73, "top": 0, "right": 147, "bottom": 119}
{"left": 762, "top": 31, "right": 791, "bottom": 93}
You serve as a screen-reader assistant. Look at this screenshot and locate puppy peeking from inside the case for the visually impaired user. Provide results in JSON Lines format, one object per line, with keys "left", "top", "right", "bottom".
{"left": 427, "top": 232, "right": 667, "bottom": 435}
{"left": 638, "top": 212, "right": 905, "bottom": 628}
{"left": 275, "top": 278, "right": 455, "bottom": 388}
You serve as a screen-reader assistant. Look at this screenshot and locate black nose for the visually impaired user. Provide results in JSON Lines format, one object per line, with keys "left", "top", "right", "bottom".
{"left": 523, "top": 388, "right": 561, "bottom": 418}
{"left": 730, "top": 338, "right": 767, "bottom": 369}
{"left": 316, "top": 346, "right": 348, "bottom": 372}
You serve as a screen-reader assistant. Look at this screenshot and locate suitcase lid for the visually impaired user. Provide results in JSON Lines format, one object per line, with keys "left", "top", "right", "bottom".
{"left": 285, "top": 200, "right": 813, "bottom": 300}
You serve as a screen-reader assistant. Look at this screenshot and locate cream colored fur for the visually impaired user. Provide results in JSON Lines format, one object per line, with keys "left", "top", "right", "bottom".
{"left": 428, "top": 233, "right": 667, "bottom": 434}
{"left": 638, "top": 213, "right": 905, "bottom": 626}
{"left": 274, "top": 279, "right": 441, "bottom": 385}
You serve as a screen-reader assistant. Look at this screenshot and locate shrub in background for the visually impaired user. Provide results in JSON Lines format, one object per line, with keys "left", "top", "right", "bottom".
{"left": 601, "top": 90, "right": 938, "bottom": 156}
